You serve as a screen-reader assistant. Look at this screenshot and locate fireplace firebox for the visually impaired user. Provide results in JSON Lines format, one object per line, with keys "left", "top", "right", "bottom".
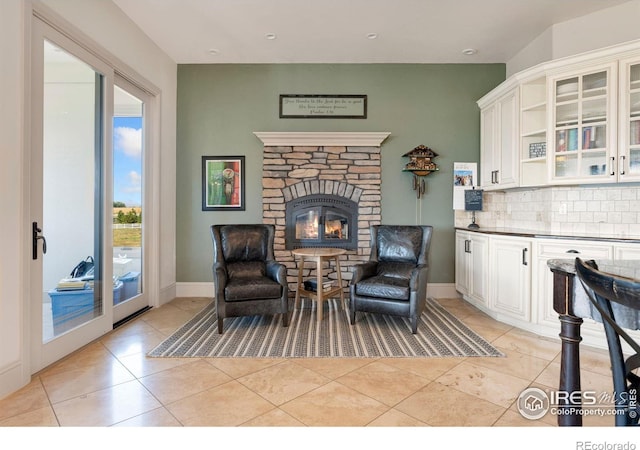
{"left": 285, "top": 194, "right": 358, "bottom": 249}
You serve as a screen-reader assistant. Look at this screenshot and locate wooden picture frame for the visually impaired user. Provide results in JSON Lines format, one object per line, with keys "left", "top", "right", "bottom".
{"left": 279, "top": 94, "right": 367, "bottom": 118}
{"left": 202, "top": 156, "right": 245, "bottom": 211}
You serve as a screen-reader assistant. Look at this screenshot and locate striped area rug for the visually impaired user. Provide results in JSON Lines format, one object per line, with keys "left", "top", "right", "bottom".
{"left": 148, "top": 298, "right": 503, "bottom": 358}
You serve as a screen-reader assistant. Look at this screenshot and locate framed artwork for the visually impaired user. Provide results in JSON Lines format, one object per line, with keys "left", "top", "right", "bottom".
{"left": 202, "top": 156, "right": 245, "bottom": 211}
{"left": 279, "top": 94, "right": 367, "bottom": 118}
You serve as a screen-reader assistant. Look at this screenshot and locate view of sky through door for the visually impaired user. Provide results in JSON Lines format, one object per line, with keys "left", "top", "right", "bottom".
{"left": 113, "top": 86, "right": 143, "bottom": 304}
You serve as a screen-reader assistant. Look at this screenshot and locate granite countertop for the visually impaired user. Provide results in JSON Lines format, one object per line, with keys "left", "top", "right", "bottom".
{"left": 546, "top": 258, "right": 640, "bottom": 326}
{"left": 455, "top": 226, "right": 640, "bottom": 243}
{"left": 547, "top": 258, "right": 640, "bottom": 279}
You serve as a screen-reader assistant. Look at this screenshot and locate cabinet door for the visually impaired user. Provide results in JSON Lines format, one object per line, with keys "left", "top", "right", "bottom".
{"left": 618, "top": 57, "right": 640, "bottom": 182}
{"left": 480, "top": 104, "right": 496, "bottom": 189}
{"left": 549, "top": 63, "right": 617, "bottom": 184}
{"left": 468, "top": 234, "right": 489, "bottom": 306}
{"left": 496, "top": 88, "right": 519, "bottom": 189}
{"left": 480, "top": 89, "right": 520, "bottom": 190}
{"left": 489, "top": 236, "right": 531, "bottom": 321}
{"left": 455, "top": 231, "right": 488, "bottom": 307}
{"left": 532, "top": 239, "right": 613, "bottom": 329}
{"left": 455, "top": 231, "right": 470, "bottom": 295}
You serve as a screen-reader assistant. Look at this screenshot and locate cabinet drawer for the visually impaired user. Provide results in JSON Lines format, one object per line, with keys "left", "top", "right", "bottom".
{"left": 536, "top": 240, "right": 613, "bottom": 259}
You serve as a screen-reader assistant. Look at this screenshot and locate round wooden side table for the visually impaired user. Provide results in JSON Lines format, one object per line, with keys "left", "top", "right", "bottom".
{"left": 292, "top": 247, "right": 346, "bottom": 321}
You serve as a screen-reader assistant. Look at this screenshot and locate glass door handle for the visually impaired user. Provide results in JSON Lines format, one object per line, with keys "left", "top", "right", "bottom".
{"left": 32, "top": 221, "right": 47, "bottom": 260}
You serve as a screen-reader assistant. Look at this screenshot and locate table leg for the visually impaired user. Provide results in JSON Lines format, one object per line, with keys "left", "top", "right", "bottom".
{"left": 557, "top": 314, "right": 583, "bottom": 426}
{"left": 334, "top": 256, "right": 345, "bottom": 309}
{"left": 295, "top": 256, "right": 303, "bottom": 309}
{"left": 316, "top": 259, "right": 323, "bottom": 321}
{"left": 551, "top": 269, "right": 584, "bottom": 426}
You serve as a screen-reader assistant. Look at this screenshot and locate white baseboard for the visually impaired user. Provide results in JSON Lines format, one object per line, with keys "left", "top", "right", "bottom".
{"left": 427, "top": 283, "right": 460, "bottom": 299}
{"left": 159, "top": 283, "right": 177, "bottom": 305}
{"left": 175, "top": 282, "right": 459, "bottom": 299}
{"left": 176, "top": 282, "right": 214, "bottom": 298}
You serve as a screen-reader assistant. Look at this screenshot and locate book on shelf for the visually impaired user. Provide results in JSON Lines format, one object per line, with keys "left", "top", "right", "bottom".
{"left": 303, "top": 279, "right": 334, "bottom": 292}
{"left": 582, "top": 126, "right": 598, "bottom": 149}
{"left": 568, "top": 128, "right": 578, "bottom": 151}
{"left": 557, "top": 130, "right": 566, "bottom": 152}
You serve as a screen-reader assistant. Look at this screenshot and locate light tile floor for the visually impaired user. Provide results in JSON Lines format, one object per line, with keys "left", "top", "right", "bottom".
{"left": 0, "top": 297, "right": 619, "bottom": 428}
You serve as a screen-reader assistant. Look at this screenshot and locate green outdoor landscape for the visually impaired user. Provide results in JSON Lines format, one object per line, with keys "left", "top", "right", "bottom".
{"left": 113, "top": 203, "right": 142, "bottom": 247}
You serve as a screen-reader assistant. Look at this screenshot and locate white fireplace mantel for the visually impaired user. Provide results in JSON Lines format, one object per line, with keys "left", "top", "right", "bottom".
{"left": 254, "top": 131, "right": 391, "bottom": 147}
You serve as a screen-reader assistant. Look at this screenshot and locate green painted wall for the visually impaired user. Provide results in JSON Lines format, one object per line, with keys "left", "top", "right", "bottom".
{"left": 176, "top": 64, "right": 505, "bottom": 284}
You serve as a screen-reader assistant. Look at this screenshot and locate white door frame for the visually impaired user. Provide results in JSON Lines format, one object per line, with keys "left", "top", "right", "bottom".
{"left": 27, "top": 5, "right": 162, "bottom": 372}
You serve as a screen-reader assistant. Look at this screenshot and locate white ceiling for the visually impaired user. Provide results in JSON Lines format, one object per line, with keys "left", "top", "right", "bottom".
{"left": 112, "top": 0, "right": 630, "bottom": 64}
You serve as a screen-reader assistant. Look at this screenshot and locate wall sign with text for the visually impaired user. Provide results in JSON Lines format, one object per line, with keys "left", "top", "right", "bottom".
{"left": 279, "top": 95, "right": 367, "bottom": 119}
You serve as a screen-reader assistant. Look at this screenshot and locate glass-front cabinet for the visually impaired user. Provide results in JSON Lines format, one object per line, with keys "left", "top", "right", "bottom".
{"left": 619, "top": 58, "right": 640, "bottom": 182}
{"left": 549, "top": 63, "right": 617, "bottom": 183}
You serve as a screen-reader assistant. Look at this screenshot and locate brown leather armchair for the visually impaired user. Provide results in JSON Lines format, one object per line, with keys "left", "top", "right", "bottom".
{"left": 349, "top": 225, "right": 433, "bottom": 334}
{"left": 210, "top": 224, "right": 289, "bottom": 333}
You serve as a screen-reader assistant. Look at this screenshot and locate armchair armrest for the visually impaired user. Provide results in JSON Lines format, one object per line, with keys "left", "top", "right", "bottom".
{"left": 410, "top": 264, "right": 429, "bottom": 291}
{"left": 350, "top": 261, "right": 378, "bottom": 285}
{"left": 266, "top": 260, "right": 287, "bottom": 285}
{"left": 212, "top": 262, "right": 228, "bottom": 296}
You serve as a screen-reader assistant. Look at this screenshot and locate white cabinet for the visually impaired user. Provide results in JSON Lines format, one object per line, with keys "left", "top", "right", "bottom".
{"left": 455, "top": 230, "right": 488, "bottom": 308}
{"left": 488, "top": 235, "right": 532, "bottom": 322}
{"left": 548, "top": 63, "right": 618, "bottom": 184}
{"left": 480, "top": 87, "right": 520, "bottom": 190}
{"left": 456, "top": 230, "right": 640, "bottom": 351}
{"left": 477, "top": 42, "right": 640, "bottom": 190}
{"left": 614, "top": 243, "right": 640, "bottom": 260}
{"left": 618, "top": 56, "right": 640, "bottom": 182}
{"left": 531, "top": 238, "right": 614, "bottom": 330}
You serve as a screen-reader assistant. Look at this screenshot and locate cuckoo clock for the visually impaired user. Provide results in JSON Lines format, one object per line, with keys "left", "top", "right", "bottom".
{"left": 402, "top": 145, "right": 439, "bottom": 198}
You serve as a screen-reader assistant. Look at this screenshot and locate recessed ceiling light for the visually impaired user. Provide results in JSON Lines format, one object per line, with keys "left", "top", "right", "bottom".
{"left": 462, "top": 48, "right": 477, "bottom": 56}
{"left": 366, "top": 33, "right": 378, "bottom": 40}
{"left": 265, "top": 33, "right": 277, "bottom": 40}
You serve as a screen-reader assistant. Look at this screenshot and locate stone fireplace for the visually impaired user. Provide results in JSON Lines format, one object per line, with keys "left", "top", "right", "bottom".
{"left": 255, "top": 132, "right": 389, "bottom": 290}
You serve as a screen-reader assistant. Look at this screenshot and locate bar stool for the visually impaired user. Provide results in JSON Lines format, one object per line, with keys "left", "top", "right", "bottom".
{"left": 575, "top": 257, "right": 640, "bottom": 426}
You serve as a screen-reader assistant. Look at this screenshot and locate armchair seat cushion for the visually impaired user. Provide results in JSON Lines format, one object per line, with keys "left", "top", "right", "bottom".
{"left": 224, "top": 276, "right": 282, "bottom": 302}
{"left": 355, "top": 275, "right": 410, "bottom": 301}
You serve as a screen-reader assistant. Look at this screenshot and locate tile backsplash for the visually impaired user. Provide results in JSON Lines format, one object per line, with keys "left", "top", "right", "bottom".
{"left": 454, "top": 185, "right": 640, "bottom": 238}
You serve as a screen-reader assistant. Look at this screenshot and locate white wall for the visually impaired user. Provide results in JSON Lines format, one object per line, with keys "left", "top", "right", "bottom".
{"left": 506, "top": 28, "right": 553, "bottom": 77}
{"left": 552, "top": 0, "right": 640, "bottom": 61}
{"left": 507, "top": 0, "right": 640, "bottom": 76}
{"left": 0, "top": 0, "right": 177, "bottom": 399}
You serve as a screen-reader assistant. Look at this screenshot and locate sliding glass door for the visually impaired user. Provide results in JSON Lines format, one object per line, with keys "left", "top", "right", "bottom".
{"left": 31, "top": 20, "right": 114, "bottom": 369}
{"left": 112, "top": 80, "right": 149, "bottom": 323}
{"left": 30, "top": 17, "right": 153, "bottom": 370}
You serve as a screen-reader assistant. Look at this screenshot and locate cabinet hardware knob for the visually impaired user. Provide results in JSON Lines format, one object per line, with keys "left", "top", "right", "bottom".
{"left": 566, "top": 249, "right": 580, "bottom": 254}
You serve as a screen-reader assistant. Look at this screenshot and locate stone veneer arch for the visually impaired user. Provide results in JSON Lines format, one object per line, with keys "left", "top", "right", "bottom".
{"left": 257, "top": 132, "right": 389, "bottom": 292}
